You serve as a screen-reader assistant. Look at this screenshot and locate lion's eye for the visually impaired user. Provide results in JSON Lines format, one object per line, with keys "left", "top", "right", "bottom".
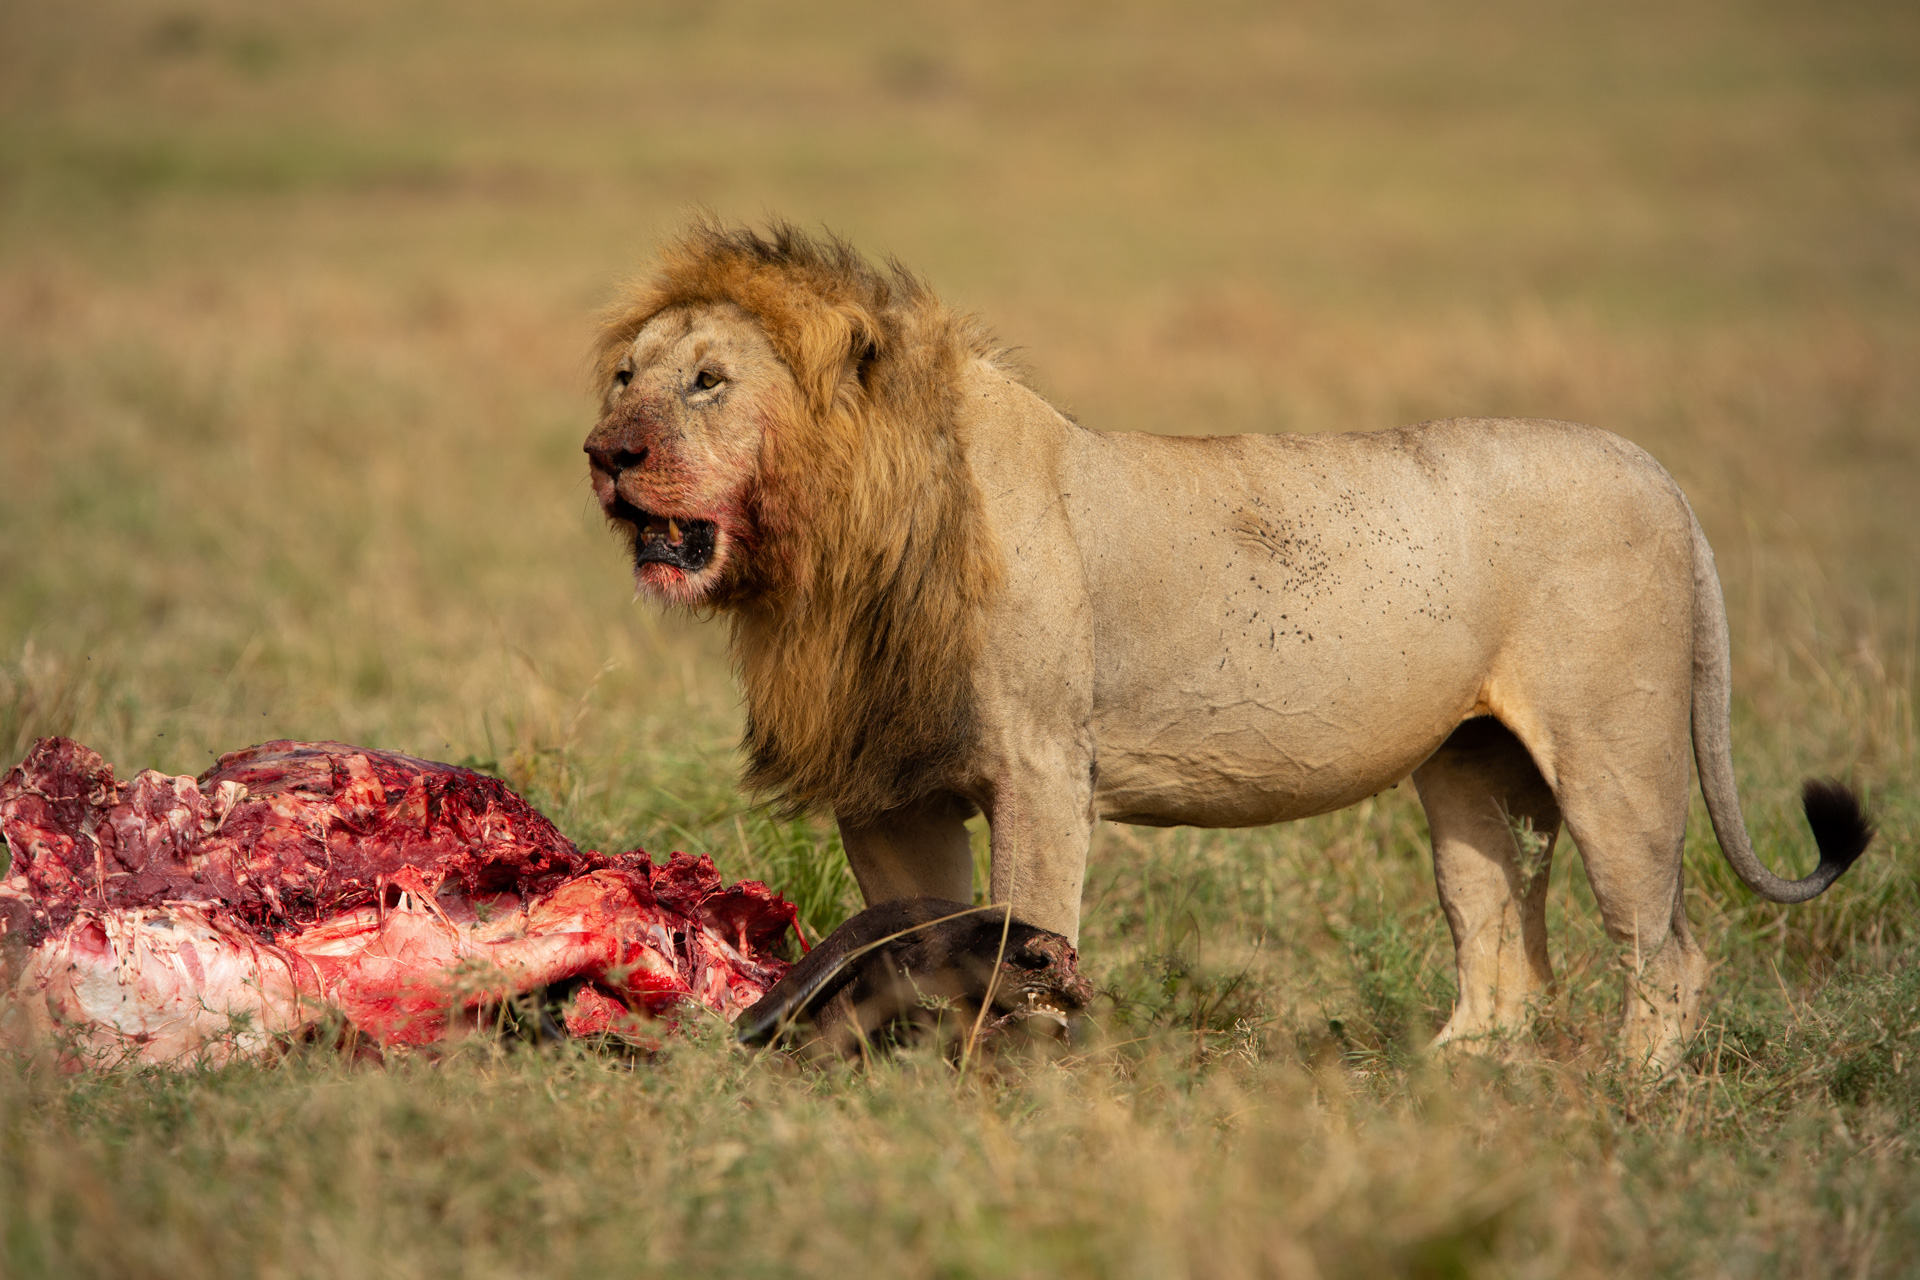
{"left": 613, "top": 368, "right": 633, "bottom": 388}
{"left": 693, "top": 369, "right": 723, "bottom": 392}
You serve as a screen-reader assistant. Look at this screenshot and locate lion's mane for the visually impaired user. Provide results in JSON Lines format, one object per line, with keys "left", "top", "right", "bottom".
{"left": 595, "top": 223, "right": 1005, "bottom": 823}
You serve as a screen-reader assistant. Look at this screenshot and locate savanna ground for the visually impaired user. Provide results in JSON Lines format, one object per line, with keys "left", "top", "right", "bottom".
{"left": 2, "top": 1, "right": 1917, "bottom": 1275}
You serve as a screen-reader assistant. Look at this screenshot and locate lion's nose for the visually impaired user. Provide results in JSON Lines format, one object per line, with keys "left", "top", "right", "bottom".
{"left": 585, "top": 444, "right": 648, "bottom": 477}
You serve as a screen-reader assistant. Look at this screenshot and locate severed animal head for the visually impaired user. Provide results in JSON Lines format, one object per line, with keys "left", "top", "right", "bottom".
{"left": 735, "top": 898, "right": 1095, "bottom": 1061}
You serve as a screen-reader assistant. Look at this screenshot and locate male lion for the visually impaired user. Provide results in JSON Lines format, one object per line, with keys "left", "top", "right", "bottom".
{"left": 584, "top": 223, "right": 1873, "bottom": 1068}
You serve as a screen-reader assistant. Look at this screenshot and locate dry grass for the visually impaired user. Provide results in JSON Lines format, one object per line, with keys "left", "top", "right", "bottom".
{"left": 1, "top": 0, "right": 1917, "bottom": 1274}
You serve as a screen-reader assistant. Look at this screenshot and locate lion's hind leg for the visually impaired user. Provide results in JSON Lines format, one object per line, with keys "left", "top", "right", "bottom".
{"left": 1413, "top": 717, "right": 1562, "bottom": 1052}
{"left": 1526, "top": 685, "right": 1706, "bottom": 1073}
{"left": 1552, "top": 768, "right": 1707, "bottom": 1075}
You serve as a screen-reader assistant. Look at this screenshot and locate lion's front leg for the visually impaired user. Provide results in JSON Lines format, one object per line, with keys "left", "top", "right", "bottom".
{"left": 837, "top": 791, "right": 977, "bottom": 908}
{"left": 983, "top": 757, "right": 1097, "bottom": 946}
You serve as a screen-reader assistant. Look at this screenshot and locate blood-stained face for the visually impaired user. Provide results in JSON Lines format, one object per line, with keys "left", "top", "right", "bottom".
{"left": 584, "top": 303, "right": 793, "bottom": 607}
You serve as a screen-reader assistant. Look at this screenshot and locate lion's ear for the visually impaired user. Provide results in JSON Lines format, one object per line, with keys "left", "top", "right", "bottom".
{"left": 784, "top": 301, "right": 881, "bottom": 414}
{"left": 841, "top": 306, "right": 884, "bottom": 392}
{"left": 854, "top": 335, "right": 881, "bottom": 389}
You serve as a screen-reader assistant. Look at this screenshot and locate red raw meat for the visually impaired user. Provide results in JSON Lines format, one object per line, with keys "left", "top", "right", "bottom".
{"left": 0, "top": 737, "right": 798, "bottom": 1067}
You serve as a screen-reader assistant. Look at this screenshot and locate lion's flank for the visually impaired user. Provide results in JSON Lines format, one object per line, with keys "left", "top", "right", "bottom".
{"left": 599, "top": 221, "right": 1005, "bottom": 823}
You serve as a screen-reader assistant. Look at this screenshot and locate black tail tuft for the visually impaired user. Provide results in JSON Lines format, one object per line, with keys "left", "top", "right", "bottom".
{"left": 1802, "top": 778, "right": 1876, "bottom": 877}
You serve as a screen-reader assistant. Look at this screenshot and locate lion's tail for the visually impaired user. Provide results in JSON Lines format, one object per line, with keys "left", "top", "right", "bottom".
{"left": 1688, "top": 507, "right": 1875, "bottom": 903}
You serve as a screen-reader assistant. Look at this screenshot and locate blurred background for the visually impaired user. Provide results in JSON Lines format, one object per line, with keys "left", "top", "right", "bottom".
{"left": 4, "top": 8, "right": 1919, "bottom": 1270}
{"left": 1, "top": 0, "right": 1913, "bottom": 878}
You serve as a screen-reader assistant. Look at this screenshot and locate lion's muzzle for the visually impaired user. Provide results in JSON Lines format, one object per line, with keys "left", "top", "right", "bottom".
{"left": 588, "top": 423, "right": 722, "bottom": 577}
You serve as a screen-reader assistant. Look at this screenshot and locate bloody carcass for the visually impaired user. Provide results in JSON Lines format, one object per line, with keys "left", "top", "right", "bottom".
{"left": 0, "top": 737, "right": 799, "bottom": 1067}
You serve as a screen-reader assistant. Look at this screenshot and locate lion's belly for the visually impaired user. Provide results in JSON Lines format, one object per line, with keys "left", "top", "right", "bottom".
{"left": 1070, "top": 425, "right": 1508, "bottom": 826}
{"left": 1088, "top": 623, "right": 1485, "bottom": 826}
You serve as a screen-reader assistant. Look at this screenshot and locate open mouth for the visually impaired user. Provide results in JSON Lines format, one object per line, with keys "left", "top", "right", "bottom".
{"left": 1006, "top": 984, "right": 1074, "bottom": 1028}
{"left": 611, "top": 498, "right": 717, "bottom": 573}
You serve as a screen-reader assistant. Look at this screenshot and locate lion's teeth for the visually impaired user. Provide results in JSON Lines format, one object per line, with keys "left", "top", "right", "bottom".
{"left": 667, "top": 518, "right": 681, "bottom": 542}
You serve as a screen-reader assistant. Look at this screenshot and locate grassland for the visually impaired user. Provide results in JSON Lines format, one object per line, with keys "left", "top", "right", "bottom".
{"left": 2, "top": 0, "right": 1917, "bottom": 1274}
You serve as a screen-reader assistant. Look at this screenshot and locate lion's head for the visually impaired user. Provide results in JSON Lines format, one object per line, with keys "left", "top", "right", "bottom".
{"left": 584, "top": 300, "right": 789, "bottom": 608}
{"left": 587, "top": 222, "right": 1004, "bottom": 822}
